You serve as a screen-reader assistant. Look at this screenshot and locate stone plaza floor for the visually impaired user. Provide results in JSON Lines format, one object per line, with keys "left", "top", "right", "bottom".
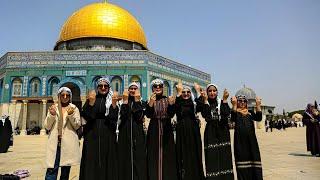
{"left": 0, "top": 127, "right": 320, "bottom": 180}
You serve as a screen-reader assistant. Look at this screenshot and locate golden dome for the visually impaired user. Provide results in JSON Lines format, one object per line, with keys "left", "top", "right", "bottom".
{"left": 57, "top": 2, "right": 147, "bottom": 48}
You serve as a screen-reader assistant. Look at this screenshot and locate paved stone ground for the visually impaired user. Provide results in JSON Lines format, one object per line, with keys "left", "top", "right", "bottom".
{"left": 1, "top": 127, "right": 319, "bottom": 180}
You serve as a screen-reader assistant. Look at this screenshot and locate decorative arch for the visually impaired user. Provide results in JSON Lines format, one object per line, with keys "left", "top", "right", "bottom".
{"left": 129, "top": 75, "right": 142, "bottom": 92}
{"left": 11, "top": 77, "right": 23, "bottom": 97}
{"left": 130, "top": 75, "right": 141, "bottom": 83}
{"left": 56, "top": 77, "right": 86, "bottom": 97}
{"left": 111, "top": 76, "right": 123, "bottom": 93}
{"left": 163, "top": 80, "right": 170, "bottom": 97}
{"left": 91, "top": 76, "right": 103, "bottom": 89}
{"left": 28, "top": 77, "right": 41, "bottom": 97}
{"left": 47, "top": 76, "right": 60, "bottom": 96}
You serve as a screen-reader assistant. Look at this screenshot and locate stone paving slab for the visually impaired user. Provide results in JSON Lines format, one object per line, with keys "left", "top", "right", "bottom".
{"left": 0, "top": 127, "right": 319, "bottom": 180}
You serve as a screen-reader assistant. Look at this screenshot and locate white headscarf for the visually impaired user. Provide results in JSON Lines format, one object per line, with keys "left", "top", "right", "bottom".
{"left": 206, "top": 83, "right": 221, "bottom": 115}
{"left": 151, "top": 78, "right": 164, "bottom": 86}
{"left": 58, "top": 87, "right": 72, "bottom": 102}
{"left": 129, "top": 82, "right": 140, "bottom": 89}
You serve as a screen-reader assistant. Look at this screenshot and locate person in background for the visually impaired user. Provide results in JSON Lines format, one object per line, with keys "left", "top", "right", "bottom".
{"left": 0, "top": 115, "right": 13, "bottom": 153}
{"left": 302, "top": 103, "right": 320, "bottom": 156}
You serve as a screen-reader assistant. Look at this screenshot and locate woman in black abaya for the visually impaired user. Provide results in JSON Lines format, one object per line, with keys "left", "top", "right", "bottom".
{"left": 231, "top": 95, "right": 263, "bottom": 180}
{"left": 118, "top": 82, "right": 147, "bottom": 180}
{"left": 174, "top": 82, "right": 204, "bottom": 180}
{"left": 195, "top": 83, "right": 234, "bottom": 180}
{"left": 80, "top": 77, "right": 119, "bottom": 180}
{"left": 145, "top": 78, "right": 178, "bottom": 180}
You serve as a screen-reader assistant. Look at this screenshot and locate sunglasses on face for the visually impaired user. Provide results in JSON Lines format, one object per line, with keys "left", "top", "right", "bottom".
{"left": 237, "top": 99, "right": 247, "bottom": 103}
{"left": 129, "top": 87, "right": 138, "bottom": 90}
{"left": 98, "top": 84, "right": 109, "bottom": 89}
{"left": 208, "top": 89, "right": 217, "bottom": 93}
{"left": 60, "top": 94, "right": 70, "bottom": 98}
{"left": 182, "top": 91, "right": 191, "bottom": 94}
{"left": 153, "top": 84, "right": 163, "bottom": 89}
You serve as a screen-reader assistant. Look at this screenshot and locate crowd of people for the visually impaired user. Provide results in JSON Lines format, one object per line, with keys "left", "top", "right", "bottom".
{"left": 42, "top": 77, "right": 264, "bottom": 180}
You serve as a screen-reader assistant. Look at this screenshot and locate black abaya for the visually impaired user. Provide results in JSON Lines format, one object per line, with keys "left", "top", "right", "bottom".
{"left": 118, "top": 97, "right": 148, "bottom": 180}
{"left": 0, "top": 117, "right": 13, "bottom": 153}
{"left": 145, "top": 95, "right": 178, "bottom": 180}
{"left": 175, "top": 96, "right": 204, "bottom": 180}
{"left": 196, "top": 97, "right": 234, "bottom": 180}
{"left": 231, "top": 110, "right": 263, "bottom": 180}
{"left": 79, "top": 94, "right": 119, "bottom": 180}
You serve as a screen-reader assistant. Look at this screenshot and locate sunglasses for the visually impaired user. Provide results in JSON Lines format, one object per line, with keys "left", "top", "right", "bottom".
{"left": 60, "top": 94, "right": 70, "bottom": 98}
{"left": 98, "top": 84, "right": 109, "bottom": 89}
{"left": 237, "top": 99, "right": 247, "bottom": 103}
{"left": 129, "top": 87, "right": 138, "bottom": 90}
{"left": 153, "top": 84, "right": 163, "bottom": 88}
{"left": 182, "top": 91, "right": 191, "bottom": 94}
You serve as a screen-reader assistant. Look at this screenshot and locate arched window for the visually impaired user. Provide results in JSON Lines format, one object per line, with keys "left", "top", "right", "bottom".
{"left": 12, "top": 78, "right": 23, "bottom": 97}
{"left": 111, "top": 76, "right": 123, "bottom": 93}
{"left": 30, "top": 78, "right": 41, "bottom": 96}
{"left": 130, "top": 75, "right": 141, "bottom": 83}
{"left": 163, "top": 81, "right": 170, "bottom": 97}
{"left": 92, "top": 76, "right": 102, "bottom": 89}
{"left": 48, "top": 77, "right": 60, "bottom": 96}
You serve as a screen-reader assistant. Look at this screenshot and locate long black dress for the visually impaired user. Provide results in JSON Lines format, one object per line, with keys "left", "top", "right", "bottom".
{"left": 79, "top": 94, "right": 119, "bottom": 180}
{"left": 145, "top": 95, "right": 178, "bottom": 180}
{"left": 231, "top": 110, "right": 263, "bottom": 180}
{"left": 0, "top": 117, "right": 13, "bottom": 153}
{"left": 118, "top": 96, "right": 148, "bottom": 180}
{"left": 196, "top": 97, "right": 234, "bottom": 179}
{"left": 175, "top": 96, "right": 204, "bottom": 180}
{"left": 302, "top": 113, "right": 320, "bottom": 155}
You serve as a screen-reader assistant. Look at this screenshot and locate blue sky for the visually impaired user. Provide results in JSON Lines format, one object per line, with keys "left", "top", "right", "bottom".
{"left": 0, "top": 0, "right": 319, "bottom": 113}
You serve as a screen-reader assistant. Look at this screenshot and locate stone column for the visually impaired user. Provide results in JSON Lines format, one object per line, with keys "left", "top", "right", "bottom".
{"left": 10, "top": 100, "right": 17, "bottom": 132}
{"left": 169, "top": 81, "right": 174, "bottom": 96}
{"left": 40, "top": 100, "right": 47, "bottom": 135}
{"left": 20, "top": 100, "right": 28, "bottom": 135}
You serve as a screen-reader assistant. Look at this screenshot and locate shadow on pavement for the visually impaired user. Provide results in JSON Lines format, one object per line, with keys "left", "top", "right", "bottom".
{"left": 288, "top": 152, "right": 314, "bottom": 157}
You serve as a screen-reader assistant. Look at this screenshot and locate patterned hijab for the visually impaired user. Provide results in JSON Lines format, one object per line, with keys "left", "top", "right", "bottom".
{"left": 236, "top": 95, "right": 250, "bottom": 116}
{"left": 97, "top": 76, "right": 114, "bottom": 116}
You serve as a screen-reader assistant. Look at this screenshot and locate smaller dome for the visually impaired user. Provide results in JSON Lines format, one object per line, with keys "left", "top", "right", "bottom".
{"left": 235, "top": 86, "right": 256, "bottom": 100}
{"left": 235, "top": 86, "right": 256, "bottom": 108}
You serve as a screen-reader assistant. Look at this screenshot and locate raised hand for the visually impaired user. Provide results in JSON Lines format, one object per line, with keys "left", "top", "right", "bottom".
{"left": 194, "top": 82, "right": 201, "bottom": 94}
{"left": 149, "top": 93, "right": 156, "bottom": 107}
{"left": 134, "top": 89, "right": 141, "bottom": 102}
{"left": 67, "top": 107, "right": 75, "bottom": 115}
{"left": 256, "top": 97, "right": 262, "bottom": 111}
{"left": 49, "top": 105, "right": 57, "bottom": 116}
{"left": 176, "top": 81, "right": 183, "bottom": 96}
{"left": 112, "top": 91, "right": 119, "bottom": 107}
{"left": 122, "top": 89, "right": 129, "bottom": 104}
{"left": 231, "top": 96, "right": 237, "bottom": 110}
{"left": 223, "top": 89, "right": 229, "bottom": 101}
{"left": 202, "top": 91, "right": 208, "bottom": 103}
{"left": 87, "top": 90, "right": 96, "bottom": 106}
{"left": 168, "top": 96, "right": 176, "bottom": 105}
